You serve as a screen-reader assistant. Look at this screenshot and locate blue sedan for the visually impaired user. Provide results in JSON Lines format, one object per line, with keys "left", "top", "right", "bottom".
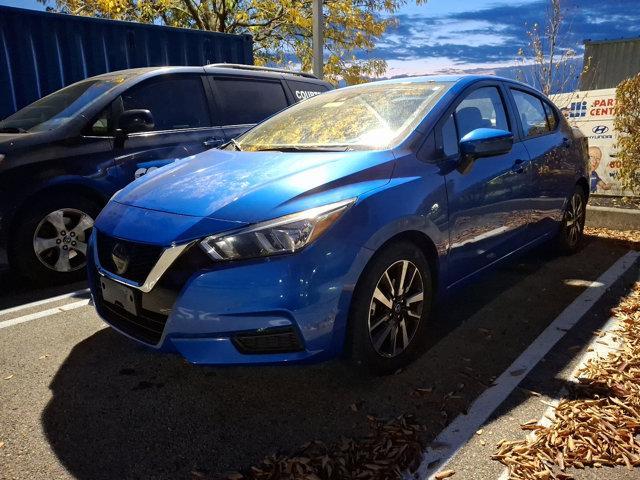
{"left": 88, "top": 75, "right": 589, "bottom": 374}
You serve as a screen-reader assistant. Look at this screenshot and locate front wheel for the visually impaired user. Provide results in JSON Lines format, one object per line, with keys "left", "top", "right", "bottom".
{"left": 348, "top": 241, "right": 433, "bottom": 375}
{"left": 10, "top": 193, "right": 100, "bottom": 284}
{"left": 554, "top": 185, "right": 586, "bottom": 254}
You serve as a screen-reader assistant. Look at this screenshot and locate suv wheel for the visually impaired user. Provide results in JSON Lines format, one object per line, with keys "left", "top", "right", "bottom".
{"left": 10, "top": 193, "right": 100, "bottom": 284}
{"left": 349, "top": 240, "right": 433, "bottom": 375}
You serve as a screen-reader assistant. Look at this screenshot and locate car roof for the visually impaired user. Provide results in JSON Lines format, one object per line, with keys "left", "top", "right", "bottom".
{"left": 90, "top": 65, "right": 331, "bottom": 86}
{"left": 357, "top": 74, "right": 543, "bottom": 95}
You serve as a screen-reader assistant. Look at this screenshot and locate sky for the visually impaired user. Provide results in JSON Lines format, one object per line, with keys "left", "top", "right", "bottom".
{"left": 3, "top": 0, "right": 640, "bottom": 81}
{"left": 377, "top": 0, "right": 640, "bottom": 78}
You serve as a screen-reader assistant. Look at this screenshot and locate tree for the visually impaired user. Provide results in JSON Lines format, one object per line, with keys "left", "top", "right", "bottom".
{"left": 39, "top": 0, "right": 426, "bottom": 84}
{"left": 515, "top": 0, "right": 587, "bottom": 96}
{"left": 614, "top": 74, "right": 640, "bottom": 193}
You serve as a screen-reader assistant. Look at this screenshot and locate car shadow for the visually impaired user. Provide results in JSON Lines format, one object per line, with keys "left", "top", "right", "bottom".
{"left": 0, "top": 270, "right": 87, "bottom": 311}
{"left": 40, "top": 236, "right": 637, "bottom": 479}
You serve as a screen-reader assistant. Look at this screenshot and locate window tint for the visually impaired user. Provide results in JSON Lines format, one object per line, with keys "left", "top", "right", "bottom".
{"left": 454, "top": 87, "right": 508, "bottom": 139}
{"left": 215, "top": 78, "right": 288, "bottom": 125}
{"left": 511, "top": 90, "right": 550, "bottom": 137}
{"left": 121, "top": 76, "right": 210, "bottom": 131}
{"left": 543, "top": 101, "right": 558, "bottom": 131}
{"left": 442, "top": 114, "right": 459, "bottom": 156}
{"left": 286, "top": 80, "right": 328, "bottom": 101}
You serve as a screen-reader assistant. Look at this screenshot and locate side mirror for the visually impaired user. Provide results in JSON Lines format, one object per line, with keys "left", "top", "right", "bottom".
{"left": 117, "top": 109, "right": 154, "bottom": 134}
{"left": 459, "top": 128, "right": 513, "bottom": 159}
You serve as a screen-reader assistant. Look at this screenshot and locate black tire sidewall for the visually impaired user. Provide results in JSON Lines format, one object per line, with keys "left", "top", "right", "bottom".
{"left": 555, "top": 186, "right": 586, "bottom": 254}
{"left": 9, "top": 193, "right": 100, "bottom": 284}
{"left": 348, "top": 240, "right": 433, "bottom": 375}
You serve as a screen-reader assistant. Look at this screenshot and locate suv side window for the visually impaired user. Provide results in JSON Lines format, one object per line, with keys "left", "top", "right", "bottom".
{"left": 511, "top": 89, "right": 550, "bottom": 138}
{"left": 454, "top": 86, "right": 509, "bottom": 139}
{"left": 86, "top": 107, "right": 112, "bottom": 136}
{"left": 120, "top": 75, "right": 210, "bottom": 131}
{"left": 286, "top": 80, "right": 328, "bottom": 101}
{"left": 214, "top": 78, "right": 288, "bottom": 125}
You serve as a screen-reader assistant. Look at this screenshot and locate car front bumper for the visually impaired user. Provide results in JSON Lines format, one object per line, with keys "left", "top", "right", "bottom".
{"left": 88, "top": 226, "right": 373, "bottom": 366}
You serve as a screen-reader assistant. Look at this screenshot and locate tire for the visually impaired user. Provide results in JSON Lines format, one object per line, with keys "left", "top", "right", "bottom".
{"left": 9, "top": 192, "right": 101, "bottom": 284}
{"left": 553, "top": 185, "right": 586, "bottom": 254}
{"left": 348, "top": 240, "right": 433, "bottom": 375}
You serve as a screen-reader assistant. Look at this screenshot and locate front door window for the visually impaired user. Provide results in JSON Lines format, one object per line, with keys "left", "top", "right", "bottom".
{"left": 121, "top": 76, "right": 211, "bottom": 131}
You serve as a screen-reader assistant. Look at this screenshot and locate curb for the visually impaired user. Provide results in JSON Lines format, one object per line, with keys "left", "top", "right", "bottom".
{"left": 586, "top": 205, "right": 640, "bottom": 230}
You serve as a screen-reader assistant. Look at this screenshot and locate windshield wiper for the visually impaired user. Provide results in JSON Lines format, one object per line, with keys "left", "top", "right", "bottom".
{"left": 223, "top": 138, "right": 243, "bottom": 151}
{"left": 0, "top": 127, "right": 27, "bottom": 133}
{"left": 253, "top": 145, "right": 352, "bottom": 152}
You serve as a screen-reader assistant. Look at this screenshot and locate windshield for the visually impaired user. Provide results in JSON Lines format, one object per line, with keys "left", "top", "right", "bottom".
{"left": 0, "top": 79, "right": 119, "bottom": 133}
{"left": 232, "top": 81, "right": 452, "bottom": 152}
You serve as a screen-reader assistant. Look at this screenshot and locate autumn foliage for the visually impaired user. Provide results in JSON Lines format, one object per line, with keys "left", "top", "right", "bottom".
{"left": 39, "top": 0, "right": 426, "bottom": 84}
{"left": 614, "top": 73, "right": 640, "bottom": 193}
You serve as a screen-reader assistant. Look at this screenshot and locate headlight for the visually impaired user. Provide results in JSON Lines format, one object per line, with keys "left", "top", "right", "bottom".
{"left": 199, "top": 198, "right": 355, "bottom": 261}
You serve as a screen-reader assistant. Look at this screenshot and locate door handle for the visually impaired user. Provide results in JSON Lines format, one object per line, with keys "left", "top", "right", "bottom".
{"left": 511, "top": 159, "right": 525, "bottom": 174}
{"left": 203, "top": 137, "right": 224, "bottom": 148}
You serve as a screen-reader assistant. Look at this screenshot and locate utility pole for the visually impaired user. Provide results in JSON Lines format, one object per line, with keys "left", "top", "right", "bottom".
{"left": 312, "top": 0, "right": 323, "bottom": 79}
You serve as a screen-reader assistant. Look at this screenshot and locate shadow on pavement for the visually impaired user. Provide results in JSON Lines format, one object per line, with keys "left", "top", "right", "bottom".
{"left": 40, "top": 237, "right": 638, "bottom": 479}
{"left": 0, "top": 270, "right": 87, "bottom": 311}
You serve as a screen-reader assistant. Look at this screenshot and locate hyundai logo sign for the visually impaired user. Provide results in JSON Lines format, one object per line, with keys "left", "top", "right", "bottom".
{"left": 592, "top": 125, "right": 609, "bottom": 135}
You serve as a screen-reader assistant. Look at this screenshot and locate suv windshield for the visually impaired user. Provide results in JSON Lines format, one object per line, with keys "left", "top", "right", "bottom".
{"left": 0, "top": 78, "right": 119, "bottom": 133}
{"left": 233, "top": 80, "right": 452, "bottom": 152}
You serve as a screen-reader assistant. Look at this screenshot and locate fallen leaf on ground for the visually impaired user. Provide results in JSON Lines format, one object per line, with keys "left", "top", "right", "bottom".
{"left": 584, "top": 227, "right": 640, "bottom": 250}
{"left": 492, "top": 281, "right": 640, "bottom": 479}
{"left": 435, "top": 469, "right": 456, "bottom": 479}
{"left": 226, "top": 415, "right": 424, "bottom": 479}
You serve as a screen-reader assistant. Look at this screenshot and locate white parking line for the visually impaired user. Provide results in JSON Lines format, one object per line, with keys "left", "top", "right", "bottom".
{"left": 0, "top": 299, "right": 91, "bottom": 330}
{"left": 0, "top": 288, "right": 90, "bottom": 317}
{"left": 415, "top": 250, "right": 640, "bottom": 480}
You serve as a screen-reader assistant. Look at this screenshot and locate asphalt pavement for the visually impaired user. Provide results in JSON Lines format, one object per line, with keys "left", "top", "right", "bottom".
{"left": 1, "top": 235, "right": 639, "bottom": 480}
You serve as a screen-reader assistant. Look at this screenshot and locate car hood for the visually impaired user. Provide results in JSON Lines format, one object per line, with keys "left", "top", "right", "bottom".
{"left": 0, "top": 132, "right": 27, "bottom": 151}
{"left": 0, "top": 131, "right": 52, "bottom": 159}
{"left": 112, "top": 147, "right": 395, "bottom": 223}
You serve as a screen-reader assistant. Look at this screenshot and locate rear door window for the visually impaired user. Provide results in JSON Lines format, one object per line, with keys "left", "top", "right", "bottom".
{"left": 454, "top": 86, "right": 509, "bottom": 139}
{"left": 543, "top": 101, "right": 558, "bottom": 131}
{"left": 214, "top": 78, "right": 288, "bottom": 125}
{"left": 120, "top": 75, "right": 211, "bottom": 131}
{"left": 511, "top": 89, "right": 551, "bottom": 138}
{"left": 286, "top": 80, "right": 329, "bottom": 102}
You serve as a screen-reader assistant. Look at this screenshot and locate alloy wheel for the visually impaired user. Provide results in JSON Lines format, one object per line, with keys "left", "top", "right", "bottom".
{"left": 368, "top": 259, "right": 425, "bottom": 358}
{"left": 32, "top": 208, "right": 94, "bottom": 272}
{"left": 565, "top": 192, "right": 585, "bottom": 247}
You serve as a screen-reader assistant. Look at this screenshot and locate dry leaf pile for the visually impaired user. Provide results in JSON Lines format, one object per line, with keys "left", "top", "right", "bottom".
{"left": 584, "top": 227, "right": 640, "bottom": 250}
{"left": 492, "top": 281, "right": 640, "bottom": 479}
{"left": 221, "top": 415, "right": 424, "bottom": 480}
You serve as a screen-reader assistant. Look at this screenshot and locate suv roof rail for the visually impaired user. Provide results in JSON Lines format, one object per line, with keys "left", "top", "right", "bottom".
{"left": 206, "top": 63, "right": 318, "bottom": 79}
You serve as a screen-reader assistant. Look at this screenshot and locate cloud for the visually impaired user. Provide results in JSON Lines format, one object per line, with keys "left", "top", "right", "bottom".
{"left": 364, "top": 0, "right": 640, "bottom": 73}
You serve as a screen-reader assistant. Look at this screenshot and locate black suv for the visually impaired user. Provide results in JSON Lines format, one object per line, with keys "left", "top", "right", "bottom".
{"left": 0, "top": 64, "right": 331, "bottom": 282}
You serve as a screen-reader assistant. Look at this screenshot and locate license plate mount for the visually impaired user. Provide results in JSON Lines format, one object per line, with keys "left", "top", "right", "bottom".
{"left": 100, "top": 277, "right": 138, "bottom": 316}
